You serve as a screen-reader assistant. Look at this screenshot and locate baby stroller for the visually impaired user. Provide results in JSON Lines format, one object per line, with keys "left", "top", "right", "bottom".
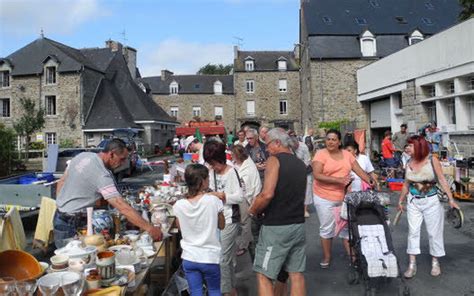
{"left": 344, "top": 191, "right": 409, "bottom": 296}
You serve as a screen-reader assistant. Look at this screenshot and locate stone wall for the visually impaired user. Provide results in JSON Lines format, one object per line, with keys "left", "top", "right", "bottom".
{"left": 152, "top": 93, "right": 236, "bottom": 132}
{"left": 234, "top": 70, "right": 301, "bottom": 133}
{"left": 0, "top": 72, "right": 83, "bottom": 146}
{"left": 309, "top": 59, "right": 372, "bottom": 129}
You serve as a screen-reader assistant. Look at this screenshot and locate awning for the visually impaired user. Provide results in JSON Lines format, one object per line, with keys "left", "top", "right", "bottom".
{"left": 176, "top": 126, "right": 226, "bottom": 136}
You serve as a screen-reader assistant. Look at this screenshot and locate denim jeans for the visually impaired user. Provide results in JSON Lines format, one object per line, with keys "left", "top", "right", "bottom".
{"left": 53, "top": 212, "right": 86, "bottom": 249}
{"left": 182, "top": 260, "right": 221, "bottom": 296}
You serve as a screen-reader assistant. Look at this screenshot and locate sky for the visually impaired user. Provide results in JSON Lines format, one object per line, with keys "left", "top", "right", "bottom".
{"left": 0, "top": 0, "right": 299, "bottom": 76}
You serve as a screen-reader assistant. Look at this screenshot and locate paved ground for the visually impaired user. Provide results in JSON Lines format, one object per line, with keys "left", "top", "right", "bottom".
{"left": 235, "top": 193, "right": 474, "bottom": 296}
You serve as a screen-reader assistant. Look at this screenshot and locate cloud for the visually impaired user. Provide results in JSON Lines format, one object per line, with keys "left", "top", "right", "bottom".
{"left": 0, "top": 0, "right": 108, "bottom": 36}
{"left": 139, "top": 39, "right": 234, "bottom": 76}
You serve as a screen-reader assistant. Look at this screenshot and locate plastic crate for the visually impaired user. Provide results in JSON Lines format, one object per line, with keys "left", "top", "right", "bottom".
{"left": 388, "top": 182, "right": 404, "bottom": 191}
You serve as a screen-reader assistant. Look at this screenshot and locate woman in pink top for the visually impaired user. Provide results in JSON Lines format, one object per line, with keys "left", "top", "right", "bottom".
{"left": 312, "top": 129, "right": 374, "bottom": 268}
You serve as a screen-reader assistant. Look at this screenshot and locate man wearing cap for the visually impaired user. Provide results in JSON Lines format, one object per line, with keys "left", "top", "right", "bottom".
{"left": 54, "top": 139, "right": 162, "bottom": 248}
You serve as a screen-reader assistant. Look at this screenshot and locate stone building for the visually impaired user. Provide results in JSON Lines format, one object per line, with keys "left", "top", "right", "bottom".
{"left": 357, "top": 18, "right": 474, "bottom": 156}
{"left": 233, "top": 47, "right": 301, "bottom": 132}
{"left": 0, "top": 37, "right": 176, "bottom": 151}
{"left": 299, "top": 0, "right": 461, "bottom": 131}
{"left": 140, "top": 72, "right": 235, "bottom": 132}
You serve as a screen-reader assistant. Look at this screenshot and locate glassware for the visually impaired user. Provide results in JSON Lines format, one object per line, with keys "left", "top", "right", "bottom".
{"left": 15, "top": 279, "right": 37, "bottom": 296}
{"left": 61, "top": 272, "right": 84, "bottom": 296}
{"left": 0, "top": 277, "right": 16, "bottom": 296}
{"left": 38, "top": 275, "right": 60, "bottom": 296}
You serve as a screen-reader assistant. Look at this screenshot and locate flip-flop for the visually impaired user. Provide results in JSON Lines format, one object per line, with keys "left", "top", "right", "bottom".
{"left": 320, "top": 261, "right": 330, "bottom": 269}
{"left": 236, "top": 249, "right": 247, "bottom": 256}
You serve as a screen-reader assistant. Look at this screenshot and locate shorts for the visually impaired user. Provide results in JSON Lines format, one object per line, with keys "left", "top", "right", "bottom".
{"left": 253, "top": 224, "right": 306, "bottom": 280}
{"left": 313, "top": 194, "right": 348, "bottom": 239}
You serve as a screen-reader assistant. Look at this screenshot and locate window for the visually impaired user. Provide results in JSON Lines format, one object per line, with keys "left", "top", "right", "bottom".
{"left": 409, "top": 30, "right": 424, "bottom": 45}
{"left": 425, "top": 2, "right": 434, "bottom": 10}
{"left": 279, "top": 79, "right": 287, "bottom": 92}
{"left": 214, "top": 106, "right": 223, "bottom": 119}
{"left": 0, "top": 71, "right": 10, "bottom": 88}
{"left": 424, "top": 85, "right": 436, "bottom": 97}
{"left": 45, "top": 66, "right": 56, "bottom": 84}
{"left": 246, "top": 80, "right": 255, "bottom": 93}
{"left": 192, "top": 106, "right": 201, "bottom": 117}
{"left": 45, "top": 95, "right": 56, "bottom": 116}
{"left": 360, "top": 30, "right": 376, "bottom": 57}
{"left": 446, "top": 99, "right": 456, "bottom": 124}
{"left": 322, "top": 16, "right": 332, "bottom": 24}
{"left": 214, "top": 81, "right": 222, "bottom": 95}
{"left": 355, "top": 17, "right": 367, "bottom": 25}
{"left": 246, "top": 100, "right": 255, "bottom": 116}
{"left": 470, "top": 77, "right": 474, "bottom": 90}
{"left": 469, "top": 98, "right": 474, "bottom": 125}
{"left": 395, "top": 16, "right": 407, "bottom": 24}
{"left": 0, "top": 98, "right": 10, "bottom": 117}
{"left": 245, "top": 60, "right": 254, "bottom": 71}
{"left": 46, "top": 133, "right": 57, "bottom": 145}
{"left": 279, "top": 100, "right": 288, "bottom": 115}
{"left": 170, "top": 107, "right": 178, "bottom": 118}
{"left": 422, "top": 17, "right": 433, "bottom": 25}
{"left": 426, "top": 102, "right": 437, "bottom": 123}
{"left": 278, "top": 60, "right": 287, "bottom": 71}
{"left": 369, "top": 0, "right": 379, "bottom": 8}
{"left": 449, "top": 81, "right": 455, "bottom": 94}
{"left": 170, "top": 81, "right": 178, "bottom": 95}
{"left": 193, "top": 84, "right": 200, "bottom": 90}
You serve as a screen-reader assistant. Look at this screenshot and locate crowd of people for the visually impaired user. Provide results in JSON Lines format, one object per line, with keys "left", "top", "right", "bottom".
{"left": 171, "top": 123, "right": 461, "bottom": 296}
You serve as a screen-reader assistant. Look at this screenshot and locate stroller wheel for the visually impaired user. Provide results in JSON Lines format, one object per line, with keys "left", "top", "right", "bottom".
{"left": 347, "top": 269, "right": 360, "bottom": 285}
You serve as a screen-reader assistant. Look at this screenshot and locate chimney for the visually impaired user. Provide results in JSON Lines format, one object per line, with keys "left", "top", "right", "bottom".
{"left": 105, "top": 39, "right": 123, "bottom": 52}
{"left": 233, "top": 45, "right": 239, "bottom": 59}
{"left": 161, "top": 70, "right": 173, "bottom": 81}
{"left": 293, "top": 43, "right": 300, "bottom": 62}
{"left": 123, "top": 46, "right": 137, "bottom": 78}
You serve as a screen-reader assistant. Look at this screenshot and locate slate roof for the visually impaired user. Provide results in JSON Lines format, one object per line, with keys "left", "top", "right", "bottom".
{"left": 140, "top": 75, "right": 234, "bottom": 95}
{"left": 234, "top": 51, "right": 299, "bottom": 72}
{"left": 84, "top": 53, "right": 177, "bottom": 129}
{"left": 302, "top": 0, "right": 462, "bottom": 36}
{"left": 302, "top": 0, "right": 462, "bottom": 59}
{"left": 4, "top": 37, "right": 102, "bottom": 75}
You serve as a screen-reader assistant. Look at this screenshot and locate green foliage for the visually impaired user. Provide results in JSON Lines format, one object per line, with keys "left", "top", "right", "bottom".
{"left": 318, "top": 120, "right": 349, "bottom": 131}
{"left": 59, "top": 138, "right": 76, "bottom": 148}
{"left": 458, "top": 0, "right": 474, "bottom": 21}
{"left": 29, "top": 141, "right": 45, "bottom": 150}
{"left": 0, "top": 123, "right": 16, "bottom": 176}
{"left": 197, "top": 63, "right": 233, "bottom": 75}
{"left": 13, "top": 98, "right": 45, "bottom": 162}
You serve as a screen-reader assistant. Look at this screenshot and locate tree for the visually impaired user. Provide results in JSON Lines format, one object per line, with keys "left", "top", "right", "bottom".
{"left": 0, "top": 123, "right": 15, "bottom": 176}
{"left": 197, "top": 63, "right": 233, "bottom": 75}
{"left": 13, "top": 98, "right": 45, "bottom": 162}
{"left": 459, "top": 0, "right": 474, "bottom": 21}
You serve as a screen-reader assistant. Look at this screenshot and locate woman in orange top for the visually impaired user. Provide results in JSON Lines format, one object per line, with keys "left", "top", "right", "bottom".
{"left": 312, "top": 129, "right": 374, "bottom": 268}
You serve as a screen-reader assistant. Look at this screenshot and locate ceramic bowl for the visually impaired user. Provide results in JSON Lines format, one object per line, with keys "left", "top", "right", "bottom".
{"left": 0, "top": 250, "right": 42, "bottom": 281}
{"left": 50, "top": 254, "right": 69, "bottom": 270}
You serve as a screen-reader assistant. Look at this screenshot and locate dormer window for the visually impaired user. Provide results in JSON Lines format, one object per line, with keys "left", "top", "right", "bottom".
{"left": 170, "top": 81, "right": 178, "bottom": 95}
{"left": 45, "top": 66, "right": 56, "bottom": 84}
{"left": 409, "top": 30, "right": 424, "bottom": 45}
{"left": 360, "top": 30, "right": 377, "bottom": 57}
{"left": 0, "top": 70, "right": 10, "bottom": 88}
{"left": 214, "top": 81, "right": 223, "bottom": 95}
{"left": 277, "top": 59, "right": 287, "bottom": 71}
{"left": 245, "top": 57, "right": 255, "bottom": 71}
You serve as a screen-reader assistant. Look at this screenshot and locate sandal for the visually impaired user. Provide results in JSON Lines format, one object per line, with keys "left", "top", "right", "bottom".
{"left": 431, "top": 260, "right": 441, "bottom": 277}
{"left": 320, "top": 261, "right": 330, "bottom": 269}
{"left": 404, "top": 261, "right": 417, "bottom": 279}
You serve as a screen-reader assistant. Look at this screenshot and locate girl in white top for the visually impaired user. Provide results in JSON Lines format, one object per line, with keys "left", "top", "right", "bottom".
{"left": 345, "top": 142, "right": 379, "bottom": 191}
{"left": 173, "top": 164, "right": 225, "bottom": 296}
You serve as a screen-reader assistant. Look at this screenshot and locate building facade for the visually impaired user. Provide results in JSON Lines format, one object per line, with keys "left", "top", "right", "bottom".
{"left": 299, "top": 0, "right": 461, "bottom": 131}
{"left": 0, "top": 38, "right": 177, "bottom": 151}
{"left": 233, "top": 47, "right": 301, "bottom": 132}
{"left": 357, "top": 18, "right": 474, "bottom": 156}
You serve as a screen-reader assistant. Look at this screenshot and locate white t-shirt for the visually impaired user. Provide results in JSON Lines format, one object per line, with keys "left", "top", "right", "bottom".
{"left": 173, "top": 194, "right": 224, "bottom": 264}
{"left": 350, "top": 154, "right": 374, "bottom": 192}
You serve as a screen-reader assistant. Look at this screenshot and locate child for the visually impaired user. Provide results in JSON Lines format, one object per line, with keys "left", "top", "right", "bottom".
{"left": 173, "top": 164, "right": 225, "bottom": 296}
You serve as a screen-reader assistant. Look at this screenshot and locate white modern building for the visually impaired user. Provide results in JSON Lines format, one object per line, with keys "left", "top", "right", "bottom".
{"left": 357, "top": 18, "right": 474, "bottom": 156}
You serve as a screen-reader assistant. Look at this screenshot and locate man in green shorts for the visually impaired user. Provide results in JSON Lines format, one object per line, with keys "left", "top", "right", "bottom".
{"left": 249, "top": 128, "right": 307, "bottom": 295}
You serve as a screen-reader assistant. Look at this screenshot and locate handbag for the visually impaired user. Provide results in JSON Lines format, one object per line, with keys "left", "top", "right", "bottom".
{"left": 429, "top": 156, "right": 454, "bottom": 202}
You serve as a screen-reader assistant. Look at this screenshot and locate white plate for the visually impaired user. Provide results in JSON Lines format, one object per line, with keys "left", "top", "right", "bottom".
{"left": 108, "top": 245, "right": 133, "bottom": 253}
